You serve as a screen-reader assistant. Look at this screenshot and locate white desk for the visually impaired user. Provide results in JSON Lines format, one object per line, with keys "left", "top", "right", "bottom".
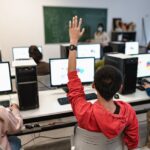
{"left": 1, "top": 87, "right": 149, "bottom": 137}
{"left": 0, "top": 86, "right": 150, "bottom": 122}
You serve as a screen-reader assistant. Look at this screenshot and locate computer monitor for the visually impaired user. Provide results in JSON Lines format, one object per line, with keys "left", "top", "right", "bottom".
{"left": 125, "top": 42, "right": 139, "bottom": 55}
{"left": 12, "top": 46, "right": 42, "bottom": 60}
{"left": 132, "top": 54, "right": 150, "bottom": 78}
{"left": 49, "top": 58, "right": 95, "bottom": 87}
{"left": 0, "top": 62, "right": 12, "bottom": 94}
{"left": 77, "top": 44, "right": 101, "bottom": 59}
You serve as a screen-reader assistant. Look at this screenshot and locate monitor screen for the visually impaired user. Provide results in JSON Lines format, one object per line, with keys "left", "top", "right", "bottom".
{"left": 77, "top": 44, "right": 101, "bottom": 59}
{"left": 12, "top": 46, "right": 42, "bottom": 60}
{"left": 0, "top": 62, "right": 12, "bottom": 94}
{"left": 125, "top": 42, "right": 139, "bottom": 55}
{"left": 50, "top": 58, "right": 95, "bottom": 87}
{"left": 133, "top": 54, "right": 150, "bottom": 78}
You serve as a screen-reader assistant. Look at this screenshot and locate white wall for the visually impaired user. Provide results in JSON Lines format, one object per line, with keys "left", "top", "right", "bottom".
{"left": 0, "top": 0, "right": 150, "bottom": 63}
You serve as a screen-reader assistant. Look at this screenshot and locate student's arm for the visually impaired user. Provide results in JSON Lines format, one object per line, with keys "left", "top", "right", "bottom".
{"left": 143, "top": 83, "right": 150, "bottom": 96}
{"left": 68, "top": 16, "right": 84, "bottom": 72}
{"left": 0, "top": 104, "right": 23, "bottom": 134}
{"left": 67, "top": 16, "right": 94, "bottom": 125}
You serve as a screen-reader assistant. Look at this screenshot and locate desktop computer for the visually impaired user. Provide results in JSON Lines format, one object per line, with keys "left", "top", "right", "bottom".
{"left": 105, "top": 53, "right": 138, "bottom": 94}
{"left": 110, "top": 42, "right": 125, "bottom": 53}
{"left": 15, "top": 61, "right": 39, "bottom": 110}
{"left": 60, "top": 44, "right": 69, "bottom": 58}
{"left": 12, "top": 46, "right": 42, "bottom": 60}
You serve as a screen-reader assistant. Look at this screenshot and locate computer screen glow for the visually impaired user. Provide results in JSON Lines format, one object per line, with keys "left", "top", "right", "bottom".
{"left": 125, "top": 42, "right": 139, "bottom": 55}
{"left": 77, "top": 44, "right": 100, "bottom": 59}
{"left": 12, "top": 46, "right": 42, "bottom": 60}
{"left": 0, "top": 62, "right": 12, "bottom": 93}
{"left": 50, "top": 58, "right": 95, "bottom": 86}
{"left": 133, "top": 54, "right": 150, "bottom": 78}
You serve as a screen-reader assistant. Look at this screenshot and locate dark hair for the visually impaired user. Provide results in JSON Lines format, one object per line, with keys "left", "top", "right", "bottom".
{"left": 94, "top": 65, "right": 123, "bottom": 101}
{"left": 97, "top": 23, "right": 104, "bottom": 32}
{"left": 29, "top": 45, "right": 42, "bottom": 63}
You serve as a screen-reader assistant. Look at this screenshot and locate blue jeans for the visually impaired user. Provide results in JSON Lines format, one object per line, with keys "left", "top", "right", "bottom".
{"left": 8, "top": 136, "right": 21, "bottom": 150}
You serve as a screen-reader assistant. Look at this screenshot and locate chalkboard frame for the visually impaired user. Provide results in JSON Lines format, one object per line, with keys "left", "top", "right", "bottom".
{"left": 43, "top": 6, "right": 107, "bottom": 44}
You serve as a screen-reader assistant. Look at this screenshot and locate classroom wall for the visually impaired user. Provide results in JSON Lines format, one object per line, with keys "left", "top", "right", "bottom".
{"left": 0, "top": 0, "right": 150, "bottom": 63}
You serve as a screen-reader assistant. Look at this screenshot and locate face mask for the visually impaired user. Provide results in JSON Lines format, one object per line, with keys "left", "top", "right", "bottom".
{"left": 98, "top": 27, "right": 103, "bottom": 32}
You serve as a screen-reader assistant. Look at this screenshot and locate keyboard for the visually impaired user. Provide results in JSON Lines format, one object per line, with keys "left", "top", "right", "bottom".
{"left": 0, "top": 100, "right": 10, "bottom": 107}
{"left": 58, "top": 93, "right": 97, "bottom": 105}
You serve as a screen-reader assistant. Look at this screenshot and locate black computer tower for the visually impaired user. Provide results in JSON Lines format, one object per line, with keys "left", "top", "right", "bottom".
{"left": 16, "top": 66, "right": 39, "bottom": 110}
{"left": 110, "top": 42, "right": 125, "bottom": 53}
{"left": 105, "top": 53, "right": 138, "bottom": 94}
{"left": 60, "top": 45, "right": 69, "bottom": 58}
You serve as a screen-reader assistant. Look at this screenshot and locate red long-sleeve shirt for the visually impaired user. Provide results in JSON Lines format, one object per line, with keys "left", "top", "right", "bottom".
{"left": 67, "top": 71, "right": 139, "bottom": 149}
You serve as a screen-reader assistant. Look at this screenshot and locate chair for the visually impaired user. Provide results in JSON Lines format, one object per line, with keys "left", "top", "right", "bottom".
{"left": 71, "top": 126, "right": 127, "bottom": 150}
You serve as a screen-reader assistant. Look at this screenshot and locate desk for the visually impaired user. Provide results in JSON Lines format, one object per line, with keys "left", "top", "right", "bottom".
{"left": 0, "top": 86, "right": 150, "bottom": 136}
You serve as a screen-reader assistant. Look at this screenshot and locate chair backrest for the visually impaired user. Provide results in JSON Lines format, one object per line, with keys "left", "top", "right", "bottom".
{"left": 71, "top": 126, "right": 127, "bottom": 150}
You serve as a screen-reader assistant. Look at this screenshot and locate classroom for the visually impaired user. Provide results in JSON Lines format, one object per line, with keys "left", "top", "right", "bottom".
{"left": 0, "top": 0, "right": 150, "bottom": 150}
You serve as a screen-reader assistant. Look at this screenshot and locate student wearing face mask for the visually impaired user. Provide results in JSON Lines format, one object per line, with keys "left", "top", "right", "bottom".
{"left": 94, "top": 23, "right": 110, "bottom": 47}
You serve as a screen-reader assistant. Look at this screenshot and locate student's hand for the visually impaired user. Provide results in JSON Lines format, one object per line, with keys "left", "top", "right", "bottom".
{"left": 142, "top": 83, "right": 150, "bottom": 89}
{"left": 10, "top": 103, "right": 19, "bottom": 111}
{"left": 69, "top": 16, "right": 85, "bottom": 45}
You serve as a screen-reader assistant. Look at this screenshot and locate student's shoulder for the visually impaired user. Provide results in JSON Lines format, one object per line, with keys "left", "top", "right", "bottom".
{"left": 117, "top": 101, "right": 134, "bottom": 111}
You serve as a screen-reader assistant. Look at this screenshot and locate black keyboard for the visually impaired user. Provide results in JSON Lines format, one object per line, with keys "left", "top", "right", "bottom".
{"left": 136, "top": 85, "right": 145, "bottom": 91}
{"left": 58, "top": 93, "right": 97, "bottom": 105}
{"left": 0, "top": 100, "right": 10, "bottom": 107}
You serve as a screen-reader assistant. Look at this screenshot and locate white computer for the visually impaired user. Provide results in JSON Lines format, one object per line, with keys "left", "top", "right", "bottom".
{"left": 125, "top": 42, "right": 139, "bottom": 55}
{"left": 77, "top": 44, "right": 101, "bottom": 59}
{"left": 49, "top": 58, "right": 95, "bottom": 87}
{"left": 133, "top": 54, "right": 150, "bottom": 78}
{"left": 12, "top": 46, "right": 42, "bottom": 60}
{"left": 0, "top": 62, "right": 12, "bottom": 94}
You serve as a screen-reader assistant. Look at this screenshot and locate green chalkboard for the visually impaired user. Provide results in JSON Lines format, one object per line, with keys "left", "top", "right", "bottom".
{"left": 43, "top": 7, "right": 107, "bottom": 43}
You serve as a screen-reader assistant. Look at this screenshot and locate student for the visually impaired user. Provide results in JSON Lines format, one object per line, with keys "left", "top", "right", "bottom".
{"left": 29, "top": 45, "right": 50, "bottom": 76}
{"left": 93, "top": 23, "right": 110, "bottom": 47}
{"left": 67, "top": 16, "right": 139, "bottom": 150}
{"left": 0, "top": 103, "right": 23, "bottom": 150}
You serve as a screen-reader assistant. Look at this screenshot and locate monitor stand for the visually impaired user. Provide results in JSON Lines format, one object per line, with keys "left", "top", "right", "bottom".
{"left": 62, "top": 87, "right": 69, "bottom": 93}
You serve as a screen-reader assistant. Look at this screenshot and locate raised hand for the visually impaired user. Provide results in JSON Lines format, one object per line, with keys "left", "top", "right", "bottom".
{"left": 69, "top": 16, "right": 85, "bottom": 45}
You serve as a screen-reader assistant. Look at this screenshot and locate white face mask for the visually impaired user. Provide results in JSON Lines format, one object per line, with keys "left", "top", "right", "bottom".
{"left": 98, "top": 27, "right": 103, "bottom": 32}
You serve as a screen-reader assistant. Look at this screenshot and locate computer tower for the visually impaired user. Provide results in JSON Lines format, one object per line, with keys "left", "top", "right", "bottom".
{"left": 60, "top": 45, "right": 69, "bottom": 58}
{"left": 105, "top": 53, "right": 138, "bottom": 94}
{"left": 15, "top": 66, "right": 39, "bottom": 110}
{"left": 110, "top": 42, "right": 125, "bottom": 53}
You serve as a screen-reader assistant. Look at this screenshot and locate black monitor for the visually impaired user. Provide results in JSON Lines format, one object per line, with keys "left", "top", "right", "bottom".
{"left": 49, "top": 58, "right": 95, "bottom": 87}
{"left": 111, "top": 32, "right": 136, "bottom": 42}
{"left": 12, "top": 46, "right": 42, "bottom": 60}
{"left": 132, "top": 54, "right": 150, "bottom": 78}
{"left": 0, "top": 62, "right": 12, "bottom": 94}
{"left": 77, "top": 44, "right": 101, "bottom": 59}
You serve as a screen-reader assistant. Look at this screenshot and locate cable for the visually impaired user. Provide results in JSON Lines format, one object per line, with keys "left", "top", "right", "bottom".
{"left": 22, "top": 133, "right": 70, "bottom": 147}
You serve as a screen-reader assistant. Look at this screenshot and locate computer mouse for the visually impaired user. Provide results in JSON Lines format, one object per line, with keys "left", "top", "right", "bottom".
{"left": 114, "top": 94, "right": 120, "bottom": 99}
